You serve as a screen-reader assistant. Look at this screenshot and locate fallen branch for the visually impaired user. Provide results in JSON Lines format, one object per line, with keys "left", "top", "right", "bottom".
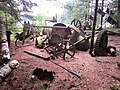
{"left": 95, "top": 59, "right": 118, "bottom": 64}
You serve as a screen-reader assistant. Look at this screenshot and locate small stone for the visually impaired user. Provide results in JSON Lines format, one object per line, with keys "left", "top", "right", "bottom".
{"left": 87, "top": 79, "right": 89, "bottom": 82}
{"left": 31, "top": 75, "right": 37, "bottom": 81}
{"left": 82, "top": 64, "right": 84, "bottom": 67}
{"left": 84, "top": 85, "right": 87, "bottom": 88}
{"left": 40, "top": 49, "right": 44, "bottom": 52}
{"left": 112, "top": 79, "right": 115, "bottom": 82}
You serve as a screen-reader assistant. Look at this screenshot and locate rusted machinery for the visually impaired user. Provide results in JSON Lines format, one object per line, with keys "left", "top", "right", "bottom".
{"left": 15, "top": 32, "right": 33, "bottom": 46}
{"left": 70, "top": 19, "right": 116, "bottom": 56}
{"left": 41, "top": 23, "right": 75, "bottom": 60}
{"left": 15, "top": 21, "right": 34, "bottom": 47}
{"left": 36, "top": 18, "right": 116, "bottom": 60}
{"left": 15, "top": 18, "right": 116, "bottom": 60}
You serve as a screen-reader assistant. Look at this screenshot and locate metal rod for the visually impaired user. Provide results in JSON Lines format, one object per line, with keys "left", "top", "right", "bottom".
{"left": 34, "top": 25, "right": 68, "bottom": 29}
{"left": 50, "top": 61, "right": 81, "bottom": 79}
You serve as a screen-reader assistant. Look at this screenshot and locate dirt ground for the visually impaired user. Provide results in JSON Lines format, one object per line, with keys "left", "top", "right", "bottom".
{"left": 0, "top": 35, "right": 120, "bottom": 90}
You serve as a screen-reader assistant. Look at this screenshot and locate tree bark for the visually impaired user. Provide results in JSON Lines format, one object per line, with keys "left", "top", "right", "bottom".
{"left": 118, "top": 0, "right": 120, "bottom": 13}
{"left": 0, "top": 60, "right": 19, "bottom": 84}
{"left": 117, "top": 0, "right": 120, "bottom": 28}
{"left": 0, "top": 17, "right": 10, "bottom": 63}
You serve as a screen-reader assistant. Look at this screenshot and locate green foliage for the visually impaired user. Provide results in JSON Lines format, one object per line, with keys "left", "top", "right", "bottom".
{"left": 0, "top": 0, "right": 37, "bottom": 21}
{"left": 0, "top": 0, "right": 38, "bottom": 35}
{"left": 32, "top": 14, "right": 52, "bottom": 32}
{"left": 110, "top": 83, "right": 119, "bottom": 90}
{"left": 60, "top": 1, "right": 76, "bottom": 24}
{"left": 0, "top": 10, "right": 17, "bottom": 33}
{"left": 12, "top": 25, "right": 23, "bottom": 32}
{"left": 60, "top": 0, "right": 91, "bottom": 24}
{"left": 113, "top": 13, "right": 120, "bottom": 20}
{"left": 109, "top": 0, "right": 118, "bottom": 12}
{"left": 33, "top": 14, "right": 51, "bottom": 25}
{"left": 39, "top": 83, "right": 48, "bottom": 90}
{"left": 0, "top": 10, "right": 5, "bottom": 17}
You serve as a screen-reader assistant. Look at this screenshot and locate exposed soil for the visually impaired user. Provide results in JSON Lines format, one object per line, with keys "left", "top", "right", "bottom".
{"left": 0, "top": 35, "right": 120, "bottom": 90}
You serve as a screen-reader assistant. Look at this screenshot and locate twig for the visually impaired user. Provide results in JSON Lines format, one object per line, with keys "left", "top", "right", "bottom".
{"left": 95, "top": 59, "right": 118, "bottom": 64}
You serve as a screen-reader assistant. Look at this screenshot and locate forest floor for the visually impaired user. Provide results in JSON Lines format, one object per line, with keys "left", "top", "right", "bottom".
{"left": 0, "top": 34, "right": 120, "bottom": 90}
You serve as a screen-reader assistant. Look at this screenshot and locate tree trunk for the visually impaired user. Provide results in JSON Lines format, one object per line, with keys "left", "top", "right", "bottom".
{"left": 0, "top": 60, "right": 19, "bottom": 84}
{"left": 0, "top": 17, "right": 10, "bottom": 63}
{"left": 118, "top": 0, "right": 120, "bottom": 13}
{"left": 117, "top": 0, "right": 120, "bottom": 28}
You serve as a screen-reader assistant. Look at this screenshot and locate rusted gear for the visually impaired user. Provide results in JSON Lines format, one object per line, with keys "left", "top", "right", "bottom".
{"left": 94, "top": 30, "right": 108, "bottom": 56}
{"left": 54, "top": 40, "right": 75, "bottom": 60}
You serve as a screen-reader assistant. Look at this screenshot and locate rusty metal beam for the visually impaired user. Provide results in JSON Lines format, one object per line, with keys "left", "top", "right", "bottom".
{"left": 50, "top": 60, "right": 81, "bottom": 79}
{"left": 24, "top": 50, "right": 50, "bottom": 60}
{"left": 34, "top": 25, "right": 68, "bottom": 29}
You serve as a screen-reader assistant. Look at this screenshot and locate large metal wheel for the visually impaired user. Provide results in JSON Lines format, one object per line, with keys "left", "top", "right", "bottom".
{"left": 15, "top": 37, "right": 23, "bottom": 47}
{"left": 54, "top": 40, "right": 75, "bottom": 60}
{"left": 15, "top": 33, "right": 33, "bottom": 47}
{"left": 71, "top": 19, "right": 81, "bottom": 29}
{"left": 71, "top": 19, "right": 85, "bottom": 35}
{"left": 94, "top": 30, "right": 108, "bottom": 56}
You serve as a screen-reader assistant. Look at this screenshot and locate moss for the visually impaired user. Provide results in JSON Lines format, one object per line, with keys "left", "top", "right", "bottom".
{"left": 110, "top": 83, "right": 119, "bottom": 90}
